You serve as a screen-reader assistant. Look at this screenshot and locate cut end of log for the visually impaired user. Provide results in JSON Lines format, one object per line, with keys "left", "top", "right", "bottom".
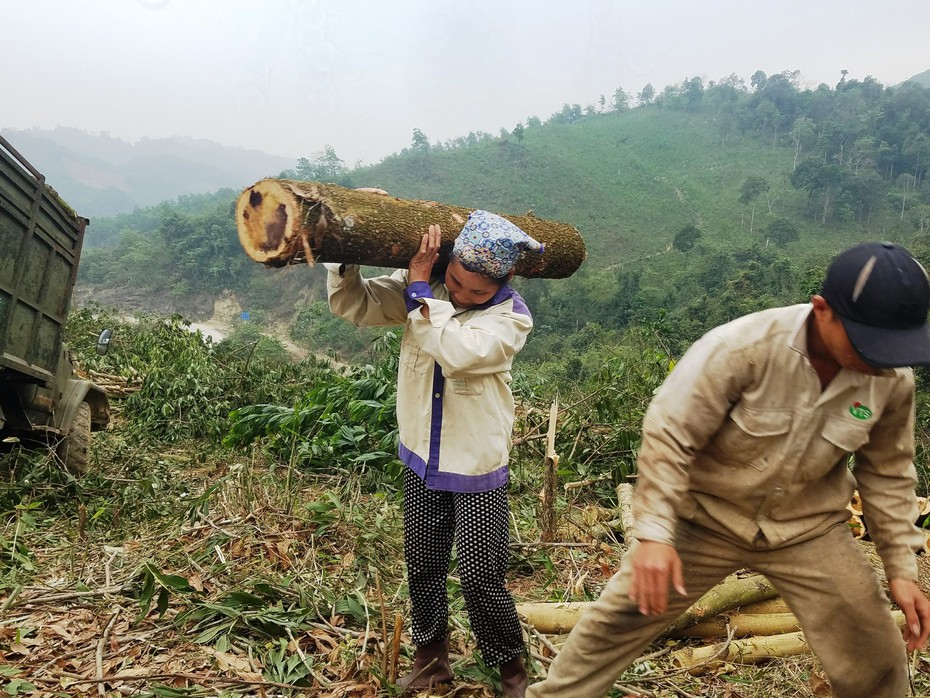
{"left": 917, "top": 496, "right": 930, "bottom": 517}
{"left": 846, "top": 513, "right": 867, "bottom": 540}
{"left": 236, "top": 179, "right": 306, "bottom": 265}
{"left": 848, "top": 490, "right": 863, "bottom": 515}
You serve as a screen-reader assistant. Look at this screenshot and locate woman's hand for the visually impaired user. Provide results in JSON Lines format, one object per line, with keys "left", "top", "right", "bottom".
{"left": 408, "top": 224, "right": 442, "bottom": 284}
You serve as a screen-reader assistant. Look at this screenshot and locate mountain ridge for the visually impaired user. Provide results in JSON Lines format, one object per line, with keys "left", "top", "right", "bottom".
{"left": 0, "top": 126, "right": 295, "bottom": 217}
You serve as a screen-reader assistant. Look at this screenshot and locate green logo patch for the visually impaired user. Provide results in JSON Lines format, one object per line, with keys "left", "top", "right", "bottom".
{"left": 849, "top": 402, "right": 872, "bottom": 420}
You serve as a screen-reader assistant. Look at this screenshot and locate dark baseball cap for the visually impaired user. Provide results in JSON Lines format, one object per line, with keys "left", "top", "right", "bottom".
{"left": 821, "top": 241, "right": 930, "bottom": 368}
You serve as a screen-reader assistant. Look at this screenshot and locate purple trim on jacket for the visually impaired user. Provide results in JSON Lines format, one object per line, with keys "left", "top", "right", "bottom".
{"left": 404, "top": 281, "right": 434, "bottom": 312}
{"left": 396, "top": 278, "right": 527, "bottom": 493}
{"left": 400, "top": 444, "right": 510, "bottom": 492}
{"left": 427, "top": 360, "right": 444, "bottom": 471}
{"left": 474, "top": 284, "right": 532, "bottom": 320}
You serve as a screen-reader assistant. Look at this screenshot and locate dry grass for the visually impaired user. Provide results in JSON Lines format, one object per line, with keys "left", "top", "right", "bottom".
{"left": 2, "top": 434, "right": 929, "bottom": 698}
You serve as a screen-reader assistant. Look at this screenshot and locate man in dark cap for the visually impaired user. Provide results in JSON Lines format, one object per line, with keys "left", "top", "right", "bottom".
{"left": 528, "top": 241, "right": 930, "bottom": 698}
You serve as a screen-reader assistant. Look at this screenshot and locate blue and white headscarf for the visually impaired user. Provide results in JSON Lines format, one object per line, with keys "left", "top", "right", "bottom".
{"left": 452, "top": 210, "right": 544, "bottom": 278}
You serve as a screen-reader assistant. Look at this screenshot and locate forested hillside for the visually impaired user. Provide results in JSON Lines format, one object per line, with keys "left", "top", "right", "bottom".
{"left": 9, "top": 70, "right": 930, "bottom": 698}
{"left": 79, "top": 70, "right": 930, "bottom": 362}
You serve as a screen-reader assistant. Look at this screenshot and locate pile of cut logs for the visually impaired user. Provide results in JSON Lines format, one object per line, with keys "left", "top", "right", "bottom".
{"left": 846, "top": 488, "right": 930, "bottom": 553}
{"left": 519, "top": 483, "right": 929, "bottom": 674}
{"left": 77, "top": 368, "right": 141, "bottom": 397}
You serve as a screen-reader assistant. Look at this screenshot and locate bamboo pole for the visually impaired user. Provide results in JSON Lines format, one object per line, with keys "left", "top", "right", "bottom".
{"left": 235, "top": 179, "right": 587, "bottom": 278}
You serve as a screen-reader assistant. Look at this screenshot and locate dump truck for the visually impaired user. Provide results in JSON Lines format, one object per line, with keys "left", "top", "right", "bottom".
{"left": 0, "top": 133, "right": 109, "bottom": 472}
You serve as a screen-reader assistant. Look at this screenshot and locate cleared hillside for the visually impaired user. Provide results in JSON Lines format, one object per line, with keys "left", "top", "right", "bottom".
{"left": 76, "top": 74, "right": 930, "bottom": 359}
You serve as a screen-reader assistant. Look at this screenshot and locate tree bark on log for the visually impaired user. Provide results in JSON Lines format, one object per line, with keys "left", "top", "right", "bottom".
{"left": 515, "top": 574, "right": 777, "bottom": 636}
{"left": 733, "top": 598, "right": 792, "bottom": 615}
{"left": 667, "top": 612, "right": 801, "bottom": 639}
{"left": 615, "top": 482, "right": 635, "bottom": 540}
{"left": 515, "top": 602, "right": 592, "bottom": 634}
{"left": 847, "top": 513, "right": 867, "bottom": 539}
{"left": 665, "top": 574, "right": 778, "bottom": 634}
{"left": 235, "top": 179, "right": 587, "bottom": 278}
{"left": 669, "top": 611, "right": 905, "bottom": 673}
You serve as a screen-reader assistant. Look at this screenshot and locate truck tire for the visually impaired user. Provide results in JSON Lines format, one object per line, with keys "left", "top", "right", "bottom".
{"left": 57, "top": 402, "right": 92, "bottom": 474}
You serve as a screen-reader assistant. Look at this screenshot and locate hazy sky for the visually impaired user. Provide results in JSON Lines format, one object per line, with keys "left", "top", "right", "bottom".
{"left": 4, "top": 0, "right": 930, "bottom": 167}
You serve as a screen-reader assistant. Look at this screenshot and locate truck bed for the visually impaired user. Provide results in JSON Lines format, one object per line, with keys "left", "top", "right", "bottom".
{"left": 0, "top": 134, "right": 88, "bottom": 385}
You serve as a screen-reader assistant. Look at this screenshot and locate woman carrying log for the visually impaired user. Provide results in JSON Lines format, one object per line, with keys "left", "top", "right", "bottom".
{"left": 325, "top": 210, "right": 542, "bottom": 697}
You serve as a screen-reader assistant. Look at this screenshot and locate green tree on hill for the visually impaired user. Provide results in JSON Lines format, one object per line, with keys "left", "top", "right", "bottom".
{"left": 638, "top": 83, "right": 655, "bottom": 105}
{"left": 673, "top": 225, "right": 702, "bottom": 253}
{"left": 762, "top": 218, "right": 799, "bottom": 247}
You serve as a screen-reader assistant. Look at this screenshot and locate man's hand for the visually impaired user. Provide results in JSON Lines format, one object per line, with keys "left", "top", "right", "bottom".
{"left": 890, "top": 578, "right": 930, "bottom": 650}
{"left": 408, "top": 224, "right": 441, "bottom": 285}
{"left": 629, "top": 541, "right": 687, "bottom": 616}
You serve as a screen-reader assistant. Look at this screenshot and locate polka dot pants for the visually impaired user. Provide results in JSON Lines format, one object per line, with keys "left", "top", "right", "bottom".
{"left": 403, "top": 468, "right": 525, "bottom": 667}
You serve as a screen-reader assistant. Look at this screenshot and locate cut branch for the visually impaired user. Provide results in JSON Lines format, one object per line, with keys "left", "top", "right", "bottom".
{"left": 540, "top": 399, "right": 560, "bottom": 542}
{"left": 236, "top": 179, "right": 587, "bottom": 278}
{"left": 664, "top": 574, "right": 778, "bottom": 634}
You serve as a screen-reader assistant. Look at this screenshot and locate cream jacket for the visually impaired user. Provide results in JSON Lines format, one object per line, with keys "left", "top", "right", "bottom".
{"left": 325, "top": 264, "right": 533, "bottom": 492}
{"left": 633, "top": 304, "right": 924, "bottom": 581}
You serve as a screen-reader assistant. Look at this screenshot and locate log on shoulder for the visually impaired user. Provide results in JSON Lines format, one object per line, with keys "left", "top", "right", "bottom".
{"left": 235, "top": 179, "right": 587, "bottom": 279}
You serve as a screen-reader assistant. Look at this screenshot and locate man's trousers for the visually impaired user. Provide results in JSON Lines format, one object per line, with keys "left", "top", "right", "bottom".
{"left": 527, "top": 519, "right": 908, "bottom": 698}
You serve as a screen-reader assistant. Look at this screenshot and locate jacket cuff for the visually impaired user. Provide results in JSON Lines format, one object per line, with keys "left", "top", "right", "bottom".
{"left": 404, "top": 281, "right": 433, "bottom": 312}
{"left": 633, "top": 516, "right": 677, "bottom": 546}
{"left": 882, "top": 554, "right": 919, "bottom": 584}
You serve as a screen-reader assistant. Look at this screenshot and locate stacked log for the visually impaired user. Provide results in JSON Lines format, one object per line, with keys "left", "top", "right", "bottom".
{"left": 846, "top": 490, "right": 866, "bottom": 540}
{"left": 846, "top": 488, "right": 930, "bottom": 545}
{"left": 668, "top": 611, "right": 907, "bottom": 673}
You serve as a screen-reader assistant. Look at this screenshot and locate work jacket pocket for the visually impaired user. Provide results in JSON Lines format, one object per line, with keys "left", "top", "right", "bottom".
{"left": 821, "top": 417, "right": 871, "bottom": 453}
{"left": 708, "top": 404, "right": 793, "bottom": 470}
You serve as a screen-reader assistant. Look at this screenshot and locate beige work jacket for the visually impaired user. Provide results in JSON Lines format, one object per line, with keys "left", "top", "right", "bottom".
{"left": 633, "top": 304, "right": 924, "bottom": 582}
{"left": 325, "top": 264, "right": 533, "bottom": 492}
